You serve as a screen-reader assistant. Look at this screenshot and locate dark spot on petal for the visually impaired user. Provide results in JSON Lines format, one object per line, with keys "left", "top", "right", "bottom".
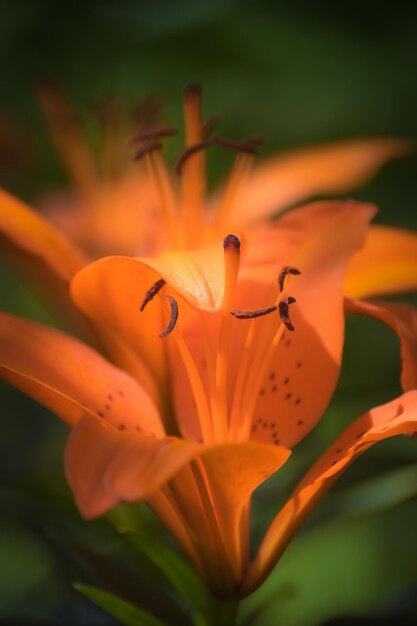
{"left": 252, "top": 425, "right": 257, "bottom": 432}
{"left": 98, "top": 411, "right": 104, "bottom": 418}
{"left": 269, "top": 372, "right": 275, "bottom": 381}
{"left": 258, "top": 417, "right": 263, "bottom": 423}
{"left": 285, "top": 392, "right": 292, "bottom": 400}
{"left": 336, "top": 448, "right": 342, "bottom": 453}
{"left": 295, "top": 398, "right": 301, "bottom": 405}
{"left": 107, "top": 393, "right": 113, "bottom": 401}
{"left": 270, "top": 422, "right": 276, "bottom": 428}
{"left": 331, "top": 460, "right": 337, "bottom": 466}
{"left": 118, "top": 389, "right": 125, "bottom": 397}
{"left": 272, "top": 384, "right": 278, "bottom": 392}
{"left": 118, "top": 424, "right": 126, "bottom": 431}
{"left": 285, "top": 339, "right": 291, "bottom": 347}
{"left": 355, "top": 431, "right": 366, "bottom": 439}
{"left": 297, "top": 419, "right": 304, "bottom": 426}
{"left": 296, "top": 361, "right": 302, "bottom": 368}
{"left": 260, "top": 388, "right": 266, "bottom": 396}
{"left": 105, "top": 403, "right": 111, "bottom": 410}
{"left": 284, "top": 377, "right": 290, "bottom": 385}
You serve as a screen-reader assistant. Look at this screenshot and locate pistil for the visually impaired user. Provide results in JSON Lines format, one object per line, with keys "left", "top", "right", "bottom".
{"left": 181, "top": 83, "right": 205, "bottom": 246}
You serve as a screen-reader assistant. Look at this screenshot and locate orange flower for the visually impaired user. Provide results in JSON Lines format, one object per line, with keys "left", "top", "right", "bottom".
{"left": 33, "top": 84, "right": 413, "bottom": 259}
{"left": 2, "top": 196, "right": 417, "bottom": 598}
{"left": 1, "top": 85, "right": 416, "bottom": 329}
{"left": 2, "top": 85, "right": 417, "bottom": 599}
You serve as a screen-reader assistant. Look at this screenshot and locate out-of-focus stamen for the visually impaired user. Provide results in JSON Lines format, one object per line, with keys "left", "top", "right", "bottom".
{"left": 128, "top": 125, "right": 177, "bottom": 147}
{"left": 175, "top": 141, "right": 210, "bottom": 175}
{"left": 133, "top": 139, "right": 163, "bottom": 161}
{"left": 202, "top": 116, "right": 222, "bottom": 140}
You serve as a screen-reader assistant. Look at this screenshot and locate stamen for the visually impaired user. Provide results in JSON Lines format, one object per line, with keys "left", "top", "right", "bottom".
{"left": 213, "top": 135, "right": 264, "bottom": 155}
{"left": 278, "top": 266, "right": 301, "bottom": 292}
{"left": 230, "top": 306, "right": 277, "bottom": 320}
{"left": 159, "top": 295, "right": 178, "bottom": 338}
{"left": 127, "top": 125, "right": 177, "bottom": 147}
{"left": 175, "top": 141, "right": 210, "bottom": 175}
{"left": 132, "top": 139, "right": 162, "bottom": 162}
{"left": 202, "top": 116, "right": 222, "bottom": 140}
{"left": 278, "top": 296, "right": 297, "bottom": 332}
{"left": 139, "top": 278, "right": 166, "bottom": 312}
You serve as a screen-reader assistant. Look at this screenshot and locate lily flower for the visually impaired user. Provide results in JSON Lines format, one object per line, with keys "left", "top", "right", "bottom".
{"left": 1, "top": 84, "right": 416, "bottom": 331}
{"left": 2, "top": 197, "right": 417, "bottom": 599}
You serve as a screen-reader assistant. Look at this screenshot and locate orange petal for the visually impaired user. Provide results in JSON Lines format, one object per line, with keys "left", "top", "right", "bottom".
{"left": 70, "top": 257, "right": 168, "bottom": 404}
{"left": 0, "top": 312, "right": 163, "bottom": 436}
{"left": 199, "top": 442, "right": 290, "bottom": 586}
{"left": 346, "top": 298, "right": 417, "bottom": 392}
{"left": 0, "top": 188, "right": 89, "bottom": 328}
{"left": 224, "top": 138, "right": 411, "bottom": 229}
{"left": 36, "top": 83, "right": 98, "bottom": 194}
{"left": 238, "top": 201, "right": 376, "bottom": 447}
{"left": 147, "top": 441, "right": 290, "bottom": 597}
{"left": 65, "top": 415, "right": 200, "bottom": 518}
{"left": 242, "top": 390, "right": 417, "bottom": 596}
{"left": 344, "top": 225, "right": 417, "bottom": 298}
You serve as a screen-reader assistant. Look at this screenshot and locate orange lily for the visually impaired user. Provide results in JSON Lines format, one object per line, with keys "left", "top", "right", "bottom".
{"left": 2, "top": 195, "right": 417, "bottom": 599}
{"left": 2, "top": 85, "right": 417, "bottom": 602}
{"left": 32, "top": 83, "right": 413, "bottom": 259}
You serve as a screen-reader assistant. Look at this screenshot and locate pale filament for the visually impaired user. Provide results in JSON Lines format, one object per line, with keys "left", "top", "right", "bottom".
{"left": 145, "top": 151, "right": 183, "bottom": 248}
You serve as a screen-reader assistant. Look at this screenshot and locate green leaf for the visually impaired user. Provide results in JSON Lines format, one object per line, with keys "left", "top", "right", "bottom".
{"left": 329, "top": 463, "right": 417, "bottom": 518}
{"left": 74, "top": 582, "right": 167, "bottom": 626}
{"left": 125, "top": 533, "right": 210, "bottom": 626}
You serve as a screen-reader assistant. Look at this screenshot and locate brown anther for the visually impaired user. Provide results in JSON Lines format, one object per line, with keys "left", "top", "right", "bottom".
{"left": 278, "top": 297, "right": 296, "bottom": 332}
{"left": 160, "top": 295, "right": 179, "bottom": 338}
{"left": 202, "top": 116, "right": 222, "bottom": 140}
{"left": 278, "top": 266, "right": 302, "bottom": 292}
{"left": 213, "top": 135, "right": 262, "bottom": 155}
{"left": 175, "top": 141, "right": 210, "bottom": 175}
{"left": 132, "top": 139, "right": 162, "bottom": 162}
{"left": 231, "top": 305, "right": 277, "bottom": 320}
{"left": 139, "top": 278, "right": 166, "bottom": 312}
{"left": 223, "top": 234, "right": 241, "bottom": 252}
{"left": 127, "top": 125, "right": 177, "bottom": 147}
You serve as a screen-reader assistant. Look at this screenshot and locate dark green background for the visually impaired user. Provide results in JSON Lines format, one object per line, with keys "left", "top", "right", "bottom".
{"left": 1, "top": 1, "right": 417, "bottom": 624}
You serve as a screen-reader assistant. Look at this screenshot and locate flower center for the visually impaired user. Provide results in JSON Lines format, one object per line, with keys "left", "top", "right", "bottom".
{"left": 139, "top": 236, "right": 300, "bottom": 445}
{"left": 129, "top": 85, "right": 264, "bottom": 252}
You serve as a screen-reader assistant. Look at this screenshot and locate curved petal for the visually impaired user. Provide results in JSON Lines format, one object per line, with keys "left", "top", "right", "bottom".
{"left": 241, "top": 391, "right": 417, "bottom": 596}
{"left": 36, "top": 83, "right": 98, "bottom": 194}
{"left": 237, "top": 201, "right": 376, "bottom": 448}
{"left": 223, "top": 138, "right": 411, "bottom": 229}
{"left": 65, "top": 416, "right": 200, "bottom": 518}
{"left": 199, "top": 442, "right": 290, "bottom": 589}
{"left": 344, "top": 225, "right": 417, "bottom": 299}
{"left": 346, "top": 298, "right": 417, "bottom": 392}
{"left": 0, "top": 188, "right": 89, "bottom": 328}
{"left": 0, "top": 312, "right": 163, "bottom": 436}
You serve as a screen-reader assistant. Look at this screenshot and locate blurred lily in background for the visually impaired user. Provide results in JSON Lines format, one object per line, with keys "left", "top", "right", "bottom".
{"left": 1, "top": 86, "right": 417, "bottom": 618}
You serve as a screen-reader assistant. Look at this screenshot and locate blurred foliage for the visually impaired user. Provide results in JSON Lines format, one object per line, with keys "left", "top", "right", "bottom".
{"left": 1, "top": 0, "right": 417, "bottom": 624}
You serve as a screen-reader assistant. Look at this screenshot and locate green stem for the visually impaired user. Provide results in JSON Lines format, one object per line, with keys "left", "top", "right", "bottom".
{"left": 211, "top": 598, "right": 240, "bottom": 626}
